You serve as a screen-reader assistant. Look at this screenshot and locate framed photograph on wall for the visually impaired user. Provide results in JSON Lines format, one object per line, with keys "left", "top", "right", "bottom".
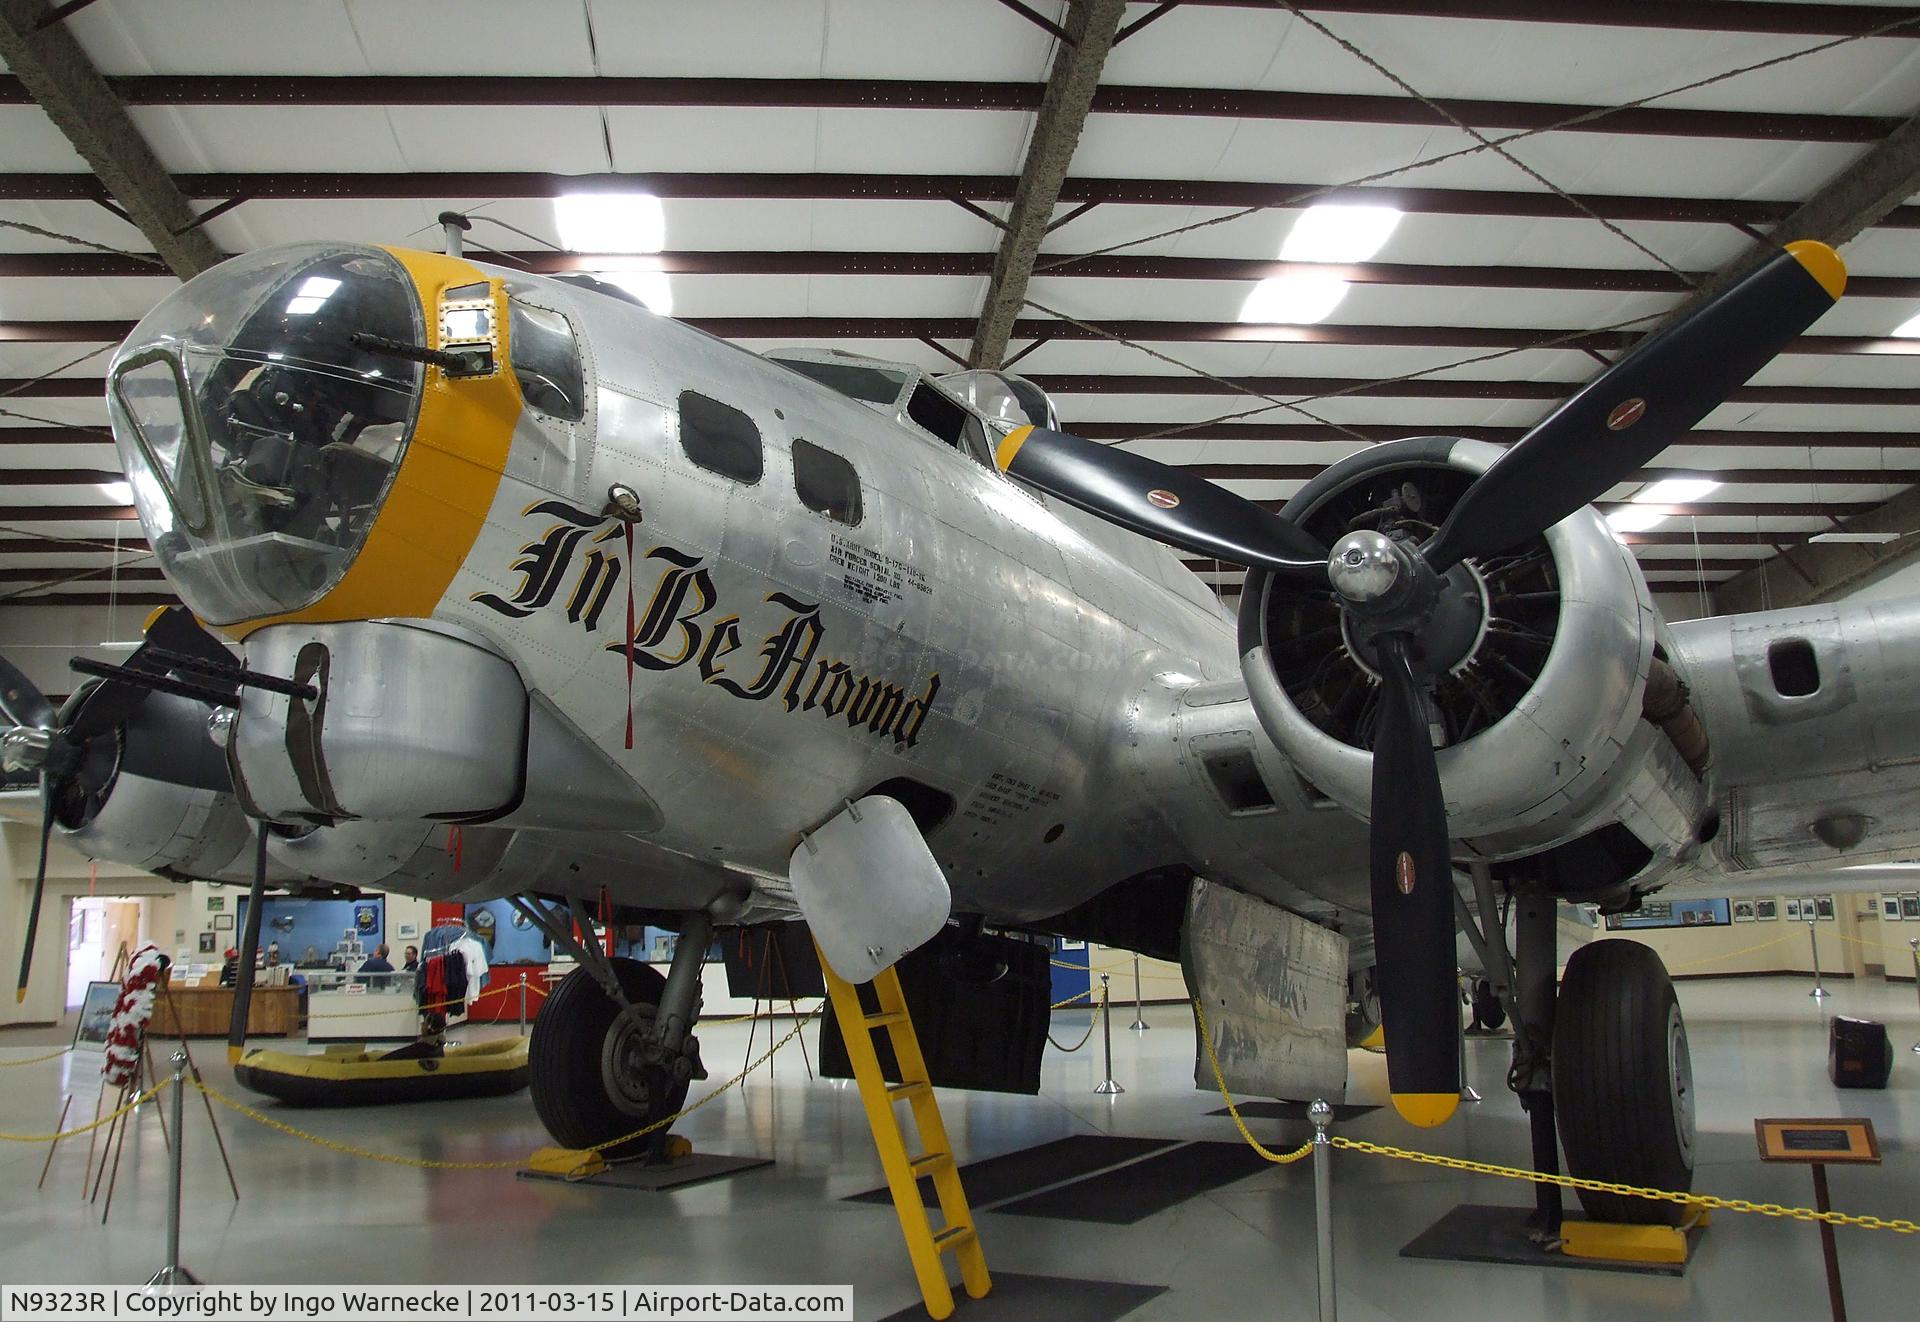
{"left": 1754, "top": 899, "right": 1778, "bottom": 921}
{"left": 206, "top": 895, "right": 224, "bottom": 912}
{"left": 1786, "top": 899, "right": 1803, "bottom": 921}
{"left": 212, "top": 913, "right": 234, "bottom": 931}
{"left": 1884, "top": 895, "right": 1904, "bottom": 921}
{"left": 1732, "top": 900, "right": 1756, "bottom": 922}
{"left": 197, "top": 931, "right": 217, "bottom": 954}
{"left": 1815, "top": 896, "right": 1836, "bottom": 920}
{"left": 396, "top": 922, "right": 419, "bottom": 940}
{"left": 1904, "top": 894, "right": 1920, "bottom": 920}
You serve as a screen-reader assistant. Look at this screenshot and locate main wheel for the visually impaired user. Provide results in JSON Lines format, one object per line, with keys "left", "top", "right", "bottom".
{"left": 1552, "top": 940, "right": 1695, "bottom": 1224}
{"left": 529, "top": 957, "right": 691, "bottom": 1156}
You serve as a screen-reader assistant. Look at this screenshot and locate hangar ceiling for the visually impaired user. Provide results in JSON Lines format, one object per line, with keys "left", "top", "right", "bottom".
{"left": 3, "top": 0, "right": 1920, "bottom": 653}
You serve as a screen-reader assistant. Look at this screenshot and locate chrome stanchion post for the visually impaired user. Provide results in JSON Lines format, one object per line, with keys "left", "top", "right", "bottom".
{"left": 1909, "top": 939, "right": 1919, "bottom": 1054}
{"left": 1129, "top": 954, "right": 1149, "bottom": 1032}
{"left": 518, "top": 972, "right": 528, "bottom": 1034}
{"left": 1093, "top": 973, "right": 1124, "bottom": 1095}
{"left": 145, "top": 1052, "right": 199, "bottom": 1287}
{"left": 1309, "top": 1099, "right": 1336, "bottom": 1322}
{"left": 1459, "top": 1019, "right": 1481, "bottom": 1103}
{"left": 1808, "top": 916, "right": 1829, "bottom": 1000}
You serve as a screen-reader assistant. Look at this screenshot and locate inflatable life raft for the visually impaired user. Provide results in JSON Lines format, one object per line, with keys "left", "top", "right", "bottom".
{"left": 233, "top": 1037, "right": 530, "bottom": 1107}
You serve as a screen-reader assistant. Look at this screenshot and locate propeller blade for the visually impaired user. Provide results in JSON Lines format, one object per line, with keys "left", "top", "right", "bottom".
{"left": 228, "top": 821, "right": 269, "bottom": 1064}
{"left": 13, "top": 779, "right": 54, "bottom": 1002}
{"left": 993, "top": 425, "right": 1329, "bottom": 576}
{"left": 1423, "top": 241, "right": 1847, "bottom": 573}
{"left": 65, "top": 676, "right": 153, "bottom": 744}
{"left": 61, "top": 608, "right": 234, "bottom": 744}
{"left": 0, "top": 655, "right": 54, "bottom": 731}
{"left": 1367, "top": 635, "right": 1461, "bottom": 1127}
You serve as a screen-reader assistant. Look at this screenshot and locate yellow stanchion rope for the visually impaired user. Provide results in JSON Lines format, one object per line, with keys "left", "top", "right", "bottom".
{"left": 1050, "top": 988, "right": 1093, "bottom": 1010}
{"left": 0, "top": 1080, "right": 169, "bottom": 1143}
{"left": 0, "top": 1046, "right": 75, "bottom": 1068}
{"left": 1047, "top": 998, "right": 1102, "bottom": 1053}
{"left": 192, "top": 1007, "right": 822, "bottom": 1175}
{"left": 1663, "top": 932, "right": 1796, "bottom": 973}
{"left": 1327, "top": 1138, "right": 1919, "bottom": 1235}
{"left": 314, "top": 979, "right": 539, "bottom": 1022}
{"left": 1193, "top": 996, "right": 1916, "bottom": 1232}
{"left": 1191, "top": 999, "right": 1313, "bottom": 1165}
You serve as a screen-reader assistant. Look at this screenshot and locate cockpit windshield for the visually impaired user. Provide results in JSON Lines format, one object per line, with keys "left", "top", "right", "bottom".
{"left": 106, "top": 244, "right": 424, "bottom": 624}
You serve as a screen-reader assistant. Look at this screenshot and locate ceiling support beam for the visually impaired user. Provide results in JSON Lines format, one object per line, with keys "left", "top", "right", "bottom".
{"left": 0, "top": 74, "right": 1897, "bottom": 145}
{"left": 12, "top": 371, "right": 1920, "bottom": 408}
{"left": 12, "top": 248, "right": 1920, "bottom": 300}
{"left": 1671, "top": 110, "right": 1920, "bottom": 316}
{"left": 1711, "top": 485, "right": 1920, "bottom": 614}
{"left": 0, "top": 0, "right": 218, "bottom": 278}
{"left": 7, "top": 170, "right": 1919, "bottom": 233}
{"left": 970, "top": 0, "right": 1127, "bottom": 369}
{"left": 1643, "top": 107, "right": 1920, "bottom": 608}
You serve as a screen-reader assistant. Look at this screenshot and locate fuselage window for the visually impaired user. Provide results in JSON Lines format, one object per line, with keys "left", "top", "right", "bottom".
{"left": 678, "top": 391, "right": 763, "bottom": 484}
{"left": 792, "top": 437, "right": 862, "bottom": 525}
{"left": 906, "top": 382, "right": 968, "bottom": 449}
{"left": 508, "top": 301, "right": 586, "bottom": 422}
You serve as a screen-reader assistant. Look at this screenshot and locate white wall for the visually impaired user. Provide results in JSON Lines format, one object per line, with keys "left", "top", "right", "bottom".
{"left": 0, "top": 603, "right": 149, "bottom": 702}
{"left": 0, "top": 820, "right": 179, "bottom": 1029}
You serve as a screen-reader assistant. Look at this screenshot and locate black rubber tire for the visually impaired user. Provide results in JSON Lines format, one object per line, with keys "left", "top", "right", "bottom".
{"left": 529, "top": 958, "right": 690, "bottom": 1156}
{"left": 1552, "top": 940, "right": 1695, "bottom": 1225}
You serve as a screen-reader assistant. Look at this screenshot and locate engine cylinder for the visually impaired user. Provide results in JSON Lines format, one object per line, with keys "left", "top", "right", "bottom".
{"left": 1238, "top": 437, "right": 1707, "bottom": 874}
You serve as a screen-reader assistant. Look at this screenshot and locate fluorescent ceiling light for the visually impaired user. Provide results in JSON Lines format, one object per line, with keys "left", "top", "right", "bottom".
{"left": 1279, "top": 204, "right": 1403, "bottom": 263}
{"left": 1892, "top": 309, "right": 1920, "bottom": 338}
{"left": 555, "top": 192, "right": 666, "bottom": 253}
{"left": 97, "top": 480, "right": 133, "bottom": 504}
{"left": 597, "top": 270, "right": 673, "bottom": 317}
{"left": 284, "top": 275, "right": 341, "bottom": 316}
{"left": 1810, "top": 531, "right": 1901, "bottom": 544}
{"left": 1636, "top": 477, "right": 1720, "bottom": 505}
{"left": 1240, "top": 271, "right": 1351, "bottom": 326}
{"left": 1606, "top": 506, "right": 1668, "bottom": 533}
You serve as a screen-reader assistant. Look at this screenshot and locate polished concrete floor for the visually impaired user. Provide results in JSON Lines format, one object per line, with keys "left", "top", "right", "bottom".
{"left": 1, "top": 974, "right": 1914, "bottom": 1320}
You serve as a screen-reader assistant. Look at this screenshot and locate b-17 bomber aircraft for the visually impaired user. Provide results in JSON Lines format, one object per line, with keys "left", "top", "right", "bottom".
{"left": 3, "top": 231, "right": 1912, "bottom": 1231}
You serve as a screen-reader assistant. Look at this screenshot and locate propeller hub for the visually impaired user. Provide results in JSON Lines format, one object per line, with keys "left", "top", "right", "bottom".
{"left": 1328, "top": 531, "right": 1407, "bottom": 605}
{"left": 1, "top": 726, "right": 52, "bottom": 774}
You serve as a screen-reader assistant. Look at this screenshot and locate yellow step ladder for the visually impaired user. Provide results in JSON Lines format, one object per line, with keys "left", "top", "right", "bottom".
{"left": 815, "top": 943, "right": 990, "bottom": 1320}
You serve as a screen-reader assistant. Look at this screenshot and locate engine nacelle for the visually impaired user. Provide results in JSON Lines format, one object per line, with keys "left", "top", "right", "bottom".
{"left": 50, "top": 690, "right": 260, "bottom": 880}
{"left": 1238, "top": 437, "right": 1711, "bottom": 892}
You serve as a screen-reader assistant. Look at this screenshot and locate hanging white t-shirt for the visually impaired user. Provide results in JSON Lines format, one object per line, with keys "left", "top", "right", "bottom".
{"left": 451, "top": 935, "right": 491, "bottom": 1009}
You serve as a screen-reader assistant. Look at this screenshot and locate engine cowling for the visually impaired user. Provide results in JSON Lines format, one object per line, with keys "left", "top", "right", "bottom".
{"left": 1238, "top": 437, "right": 1711, "bottom": 893}
{"left": 51, "top": 690, "right": 261, "bottom": 881}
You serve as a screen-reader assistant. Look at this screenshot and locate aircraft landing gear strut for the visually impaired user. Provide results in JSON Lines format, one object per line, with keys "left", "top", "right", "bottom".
{"left": 1507, "top": 892, "right": 1563, "bottom": 1241}
{"left": 1464, "top": 877, "right": 1699, "bottom": 1236}
{"left": 514, "top": 897, "right": 711, "bottom": 1155}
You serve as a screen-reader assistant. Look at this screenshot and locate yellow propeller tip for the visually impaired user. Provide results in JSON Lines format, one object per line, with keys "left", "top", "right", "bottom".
{"left": 995, "top": 424, "right": 1034, "bottom": 473}
{"left": 1359, "top": 1024, "right": 1385, "bottom": 1050}
{"left": 1391, "top": 1091, "right": 1459, "bottom": 1128}
{"left": 14, "top": 989, "right": 25, "bottom": 1004}
{"left": 1786, "top": 240, "right": 1847, "bottom": 301}
{"left": 227, "top": 1046, "right": 244, "bottom": 1065}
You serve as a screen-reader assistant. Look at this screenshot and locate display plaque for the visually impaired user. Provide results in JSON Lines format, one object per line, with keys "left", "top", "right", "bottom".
{"left": 1754, "top": 1118, "right": 1880, "bottom": 1164}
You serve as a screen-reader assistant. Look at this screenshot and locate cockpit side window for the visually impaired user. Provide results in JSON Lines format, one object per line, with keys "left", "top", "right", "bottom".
{"left": 905, "top": 382, "right": 967, "bottom": 449}
{"left": 508, "top": 300, "right": 586, "bottom": 421}
{"left": 792, "top": 438, "right": 862, "bottom": 526}
{"left": 677, "top": 391, "right": 763, "bottom": 484}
